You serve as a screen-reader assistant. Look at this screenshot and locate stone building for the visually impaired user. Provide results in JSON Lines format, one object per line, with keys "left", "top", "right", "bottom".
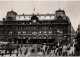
{"left": 75, "top": 24, "right": 80, "bottom": 56}
{"left": 0, "top": 9, "right": 71, "bottom": 45}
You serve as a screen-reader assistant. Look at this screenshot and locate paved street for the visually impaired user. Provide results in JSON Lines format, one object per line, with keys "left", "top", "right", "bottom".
{"left": 0, "top": 42, "right": 75, "bottom": 56}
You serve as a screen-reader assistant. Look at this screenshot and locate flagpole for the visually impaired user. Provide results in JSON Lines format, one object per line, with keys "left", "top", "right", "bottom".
{"left": 33, "top": 0, "right": 35, "bottom": 14}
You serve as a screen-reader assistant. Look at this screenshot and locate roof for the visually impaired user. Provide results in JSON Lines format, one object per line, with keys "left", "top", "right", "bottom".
{"left": 56, "top": 9, "right": 65, "bottom": 14}
{"left": 7, "top": 10, "right": 17, "bottom": 15}
{"left": 78, "top": 23, "right": 80, "bottom": 29}
{"left": 0, "top": 21, "right": 3, "bottom": 25}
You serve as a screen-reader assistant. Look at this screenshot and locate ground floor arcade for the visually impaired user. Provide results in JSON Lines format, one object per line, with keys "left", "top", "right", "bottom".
{"left": 9, "top": 39, "right": 55, "bottom": 44}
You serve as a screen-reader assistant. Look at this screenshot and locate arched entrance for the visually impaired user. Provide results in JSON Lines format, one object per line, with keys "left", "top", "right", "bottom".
{"left": 29, "top": 39, "right": 55, "bottom": 44}
{"left": 11, "top": 39, "right": 28, "bottom": 44}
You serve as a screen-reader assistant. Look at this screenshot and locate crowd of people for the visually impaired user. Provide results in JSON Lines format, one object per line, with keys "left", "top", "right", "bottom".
{"left": 0, "top": 43, "right": 75, "bottom": 56}
{"left": 29, "top": 44, "right": 74, "bottom": 56}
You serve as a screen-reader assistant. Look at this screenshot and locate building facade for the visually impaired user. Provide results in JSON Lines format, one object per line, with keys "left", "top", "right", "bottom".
{"left": 75, "top": 24, "right": 80, "bottom": 56}
{"left": 0, "top": 9, "right": 71, "bottom": 45}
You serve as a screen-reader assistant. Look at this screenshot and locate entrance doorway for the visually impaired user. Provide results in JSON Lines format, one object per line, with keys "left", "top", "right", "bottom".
{"left": 13, "top": 39, "right": 27, "bottom": 44}
{"left": 22, "top": 39, "right": 26, "bottom": 44}
{"left": 29, "top": 39, "right": 55, "bottom": 44}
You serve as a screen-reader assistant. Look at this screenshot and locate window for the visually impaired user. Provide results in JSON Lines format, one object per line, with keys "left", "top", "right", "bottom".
{"left": 38, "top": 27, "right": 42, "bottom": 29}
{"left": 29, "top": 16, "right": 30, "bottom": 18}
{"left": 49, "top": 26, "right": 52, "bottom": 29}
{"left": 18, "top": 27, "right": 21, "bottom": 30}
{"left": 9, "top": 31, "right": 12, "bottom": 34}
{"left": 23, "top": 27, "right": 26, "bottom": 30}
{"left": 32, "top": 31, "right": 37, "bottom": 35}
{"left": 44, "top": 37, "right": 46, "bottom": 39}
{"left": 26, "top": 27, "right": 28, "bottom": 29}
{"left": 38, "top": 31, "right": 41, "bottom": 34}
{"left": 23, "top": 31, "right": 26, "bottom": 34}
{"left": 30, "top": 22, "right": 31, "bottom": 24}
{"left": 18, "top": 31, "right": 21, "bottom": 34}
{"left": 24, "top": 16, "right": 25, "bottom": 18}
{"left": 9, "top": 37, "right": 11, "bottom": 38}
{"left": 57, "top": 16, "right": 62, "bottom": 20}
{"left": 28, "top": 31, "right": 31, "bottom": 34}
{"left": 50, "top": 16, "right": 51, "bottom": 17}
{"left": 19, "top": 16, "right": 20, "bottom": 18}
{"left": 60, "top": 31, "right": 63, "bottom": 33}
{"left": 64, "top": 36, "right": 66, "bottom": 38}
{"left": 22, "top": 22, "right": 25, "bottom": 25}
{"left": 44, "top": 27, "right": 47, "bottom": 29}
{"left": 43, "top": 31, "right": 47, "bottom": 34}
{"left": 44, "top": 16, "right": 46, "bottom": 17}
{"left": 58, "top": 30, "right": 63, "bottom": 34}
{"left": 49, "top": 31, "right": 52, "bottom": 34}
{"left": 28, "top": 37, "right": 31, "bottom": 39}
{"left": 17, "top": 36, "right": 20, "bottom": 39}
{"left": 9, "top": 14, "right": 11, "bottom": 15}
{"left": 33, "top": 27, "right": 36, "bottom": 29}
{"left": 33, "top": 37, "right": 36, "bottom": 39}
{"left": 23, "top": 37, "right": 25, "bottom": 39}
{"left": 49, "top": 37, "right": 51, "bottom": 39}
{"left": 5, "top": 31, "right": 6, "bottom": 34}
{"left": 39, "top": 37, "right": 41, "bottom": 39}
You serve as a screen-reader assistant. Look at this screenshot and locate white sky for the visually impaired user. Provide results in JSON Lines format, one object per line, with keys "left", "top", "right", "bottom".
{"left": 0, "top": 1, "right": 79, "bottom": 31}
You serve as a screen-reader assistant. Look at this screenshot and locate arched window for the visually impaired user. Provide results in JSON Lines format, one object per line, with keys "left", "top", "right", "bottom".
{"left": 57, "top": 16, "right": 62, "bottom": 20}
{"left": 7, "top": 17, "right": 13, "bottom": 21}
{"left": 32, "top": 31, "right": 37, "bottom": 35}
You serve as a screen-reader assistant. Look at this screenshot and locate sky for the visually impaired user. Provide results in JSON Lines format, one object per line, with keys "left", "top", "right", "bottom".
{"left": 0, "top": 1, "right": 79, "bottom": 31}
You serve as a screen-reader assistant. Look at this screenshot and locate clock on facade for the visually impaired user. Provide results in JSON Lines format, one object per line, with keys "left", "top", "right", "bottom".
{"left": 33, "top": 20, "right": 36, "bottom": 23}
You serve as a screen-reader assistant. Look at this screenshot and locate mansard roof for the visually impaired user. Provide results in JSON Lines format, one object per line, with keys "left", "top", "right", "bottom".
{"left": 3, "top": 9, "right": 71, "bottom": 24}
{"left": 56, "top": 9, "right": 65, "bottom": 14}
{"left": 7, "top": 10, "right": 17, "bottom": 15}
{"left": 0, "top": 21, "right": 3, "bottom": 25}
